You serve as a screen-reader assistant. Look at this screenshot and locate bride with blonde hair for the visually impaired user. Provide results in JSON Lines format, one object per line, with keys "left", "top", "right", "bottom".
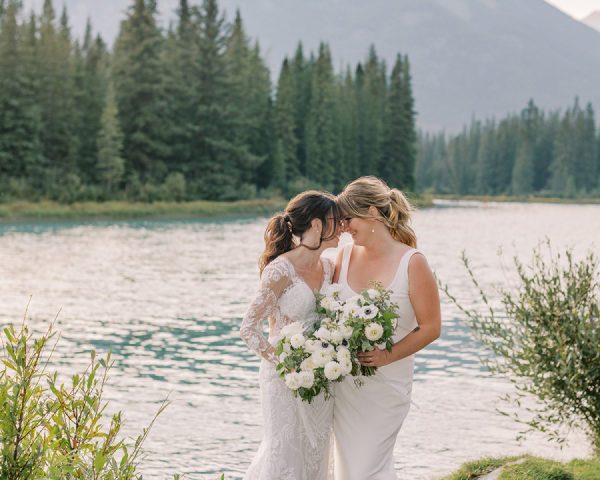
{"left": 333, "top": 176, "right": 441, "bottom": 479}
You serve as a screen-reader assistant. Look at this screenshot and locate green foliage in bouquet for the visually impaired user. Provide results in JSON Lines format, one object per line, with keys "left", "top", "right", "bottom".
{"left": 339, "top": 283, "right": 398, "bottom": 377}
{"left": 0, "top": 308, "right": 177, "bottom": 479}
{"left": 443, "top": 242, "right": 600, "bottom": 453}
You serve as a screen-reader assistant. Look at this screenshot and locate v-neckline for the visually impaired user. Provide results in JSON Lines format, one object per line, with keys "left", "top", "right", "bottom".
{"left": 280, "top": 256, "right": 327, "bottom": 292}
{"left": 345, "top": 245, "right": 410, "bottom": 295}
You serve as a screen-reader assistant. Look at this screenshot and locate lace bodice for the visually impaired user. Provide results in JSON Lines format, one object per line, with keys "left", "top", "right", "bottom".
{"left": 240, "top": 255, "right": 334, "bottom": 364}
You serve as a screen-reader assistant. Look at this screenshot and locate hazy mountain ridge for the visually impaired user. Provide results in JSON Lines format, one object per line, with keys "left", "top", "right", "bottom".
{"left": 21, "top": 0, "right": 600, "bottom": 130}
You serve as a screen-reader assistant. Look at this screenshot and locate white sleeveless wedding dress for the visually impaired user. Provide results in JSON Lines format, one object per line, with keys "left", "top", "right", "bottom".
{"left": 333, "top": 243, "right": 420, "bottom": 480}
{"left": 240, "top": 255, "right": 335, "bottom": 480}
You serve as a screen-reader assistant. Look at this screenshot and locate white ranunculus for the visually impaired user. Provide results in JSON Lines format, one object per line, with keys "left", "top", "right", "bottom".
{"left": 279, "top": 352, "right": 288, "bottom": 362}
{"left": 298, "top": 370, "right": 315, "bottom": 388}
{"left": 281, "top": 322, "right": 305, "bottom": 338}
{"left": 283, "top": 342, "right": 292, "bottom": 353}
{"left": 304, "top": 339, "right": 317, "bottom": 353}
{"left": 300, "top": 357, "right": 316, "bottom": 371}
{"left": 285, "top": 372, "right": 301, "bottom": 390}
{"left": 359, "top": 304, "right": 379, "bottom": 320}
{"left": 324, "top": 361, "right": 342, "bottom": 380}
{"left": 323, "top": 283, "right": 342, "bottom": 298}
{"left": 335, "top": 346, "right": 351, "bottom": 361}
{"left": 340, "top": 359, "right": 353, "bottom": 375}
{"left": 339, "top": 324, "right": 354, "bottom": 339}
{"left": 290, "top": 333, "right": 306, "bottom": 349}
{"left": 365, "top": 322, "right": 384, "bottom": 341}
{"left": 366, "top": 288, "right": 380, "bottom": 300}
{"left": 320, "top": 317, "right": 333, "bottom": 327}
{"left": 314, "top": 326, "right": 331, "bottom": 341}
{"left": 311, "top": 349, "right": 333, "bottom": 368}
{"left": 320, "top": 296, "right": 333, "bottom": 310}
{"left": 330, "top": 300, "right": 343, "bottom": 312}
{"left": 329, "top": 329, "right": 344, "bottom": 345}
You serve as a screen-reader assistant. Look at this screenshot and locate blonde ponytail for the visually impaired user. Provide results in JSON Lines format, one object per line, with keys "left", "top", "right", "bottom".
{"left": 337, "top": 176, "right": 417, "bottom": 247}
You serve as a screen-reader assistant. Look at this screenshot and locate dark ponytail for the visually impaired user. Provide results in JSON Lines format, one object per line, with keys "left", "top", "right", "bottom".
{"left": 259, "top": 213, "right": 294, "bottom": 274}
{"left": 258, "top": 190, "right": 340, "bottom": 275}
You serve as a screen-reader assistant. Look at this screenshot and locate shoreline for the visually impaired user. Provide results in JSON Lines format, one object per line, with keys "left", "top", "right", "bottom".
{"left": 0, "top": 194, "right": 597, "bottom": 223}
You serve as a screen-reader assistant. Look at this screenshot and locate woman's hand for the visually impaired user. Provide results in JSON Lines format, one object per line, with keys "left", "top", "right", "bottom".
{"left": 357, "top": 347, "right": 393, "bottom": 368}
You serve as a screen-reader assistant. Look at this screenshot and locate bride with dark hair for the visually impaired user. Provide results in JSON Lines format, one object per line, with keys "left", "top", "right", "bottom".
{"left": 240, "top": 190, "right": 341, "bottom": 480}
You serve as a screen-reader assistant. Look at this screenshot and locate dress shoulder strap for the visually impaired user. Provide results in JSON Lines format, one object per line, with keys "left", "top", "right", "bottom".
{"left": 400, "top": 248, "right": 423, "bottom": 285}
{"left": 338, "top": 243, "right": 353, "bottom": 284}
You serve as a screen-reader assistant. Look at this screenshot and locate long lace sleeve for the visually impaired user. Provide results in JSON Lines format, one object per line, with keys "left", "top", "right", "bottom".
{"left": 240, "top": 260, "right": 291, "bottom": 364}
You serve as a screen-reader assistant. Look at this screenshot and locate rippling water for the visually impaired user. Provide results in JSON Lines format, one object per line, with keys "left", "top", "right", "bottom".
{"left": 0, "top": 201, "right": 598, "bottom": 479}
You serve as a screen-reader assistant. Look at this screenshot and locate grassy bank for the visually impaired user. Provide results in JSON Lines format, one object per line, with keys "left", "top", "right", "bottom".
{"left": 433, "top": 194, "right": 600, "bottom": 205}
{"left": 441, "top": 455, "right": 600, "bottom": 480}
{"left": 0, "top": 198, "right": 287, "bottom": 222}
{"left": 0, "top": 195, "right": 434, "bottom": 222}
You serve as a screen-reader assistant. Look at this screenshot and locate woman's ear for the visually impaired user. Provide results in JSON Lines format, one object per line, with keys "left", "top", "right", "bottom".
{"left": 368, "top": 206, "right": 380, "bottom": 218}
{"left": 311, "top": 218, "right": 323, "bottom": 232}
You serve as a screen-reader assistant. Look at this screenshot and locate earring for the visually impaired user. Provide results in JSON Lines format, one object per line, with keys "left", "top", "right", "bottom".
{"left": 371, "top": 228, "right": 375, "bottom": 233}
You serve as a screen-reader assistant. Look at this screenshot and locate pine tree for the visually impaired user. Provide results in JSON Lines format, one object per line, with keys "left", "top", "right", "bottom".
{"left": 96, "top": 85, "right": 125, "bottom": 192}
{"left": 75, "top": 26, "right": 109, "bottom": 184}
{"left": 37, "top": 0, "right": 79, "bottom": 186}
{"left": 305, "top": 42, "right": 337, "bottom": 188}
{"left": 292, "top": 42, "right": 311, "bottom": 177}
{"left": 380, "top": 54, "right": 416, "bottom": 190}
{"left": 511, "top": 100, "right": 539, "bottom": 194}
{"left": 274, "top": 57, "right": 298, "bottom": 186}
{"left": 337, "top": 66, "right": 359, "bottom": 186}
{"left": 113, "top": 0, "right": 169, "bottom": 182}
{"left": 192, "top": 0, "right": 260, "bottom": 199}
{"left": 0, "top": 0, "right": 42, "bottom": 181}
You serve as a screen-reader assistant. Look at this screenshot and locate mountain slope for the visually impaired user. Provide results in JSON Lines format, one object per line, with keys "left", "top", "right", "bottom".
{"left": 21, "top": 0, "right": 600, "bottom": 130}
{"left": 582, "top": 11, "right": 600, "bottom": 31}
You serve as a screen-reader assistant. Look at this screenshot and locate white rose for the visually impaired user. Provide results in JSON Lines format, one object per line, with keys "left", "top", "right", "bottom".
{"left": 304, "top": 339, "right": 318, "bottom": 353}
{"left": 339, "top": 324, "right": 354, "bottom": 339}
{"left": 311, "top": 349, "right": 333, "bottom": 367}
{"left": 323, "top": 283, "right": 342, "bottom": 298}
{"left": 298, "top": 370, "right": 315, "bottom": 388}
{"left": 366, "top": 288, "right": 380, "bottom": 300}
{"left": 324, "top": 361, "right": 342, "bottom": 381}
{"left": 281, "top": 322, "right": 304, "bottom": 338}
{"left": 329, "top": 329, "right": 344, "bottom": 345}
{"left": 365, "top": 322, "right": 384, "bottom": 341}
{"left": 335, "top": 346, "right": 351, "bottom": 361}
{"left": 314, "top": 327, "right": 331, "bottom": 341}
{"left": 284, "top": 372, "right": 301, "bottom": 390}
{"left": 340, "top": 359, "right": 353, "bottom": 375}
{"left": 300, "top": 357, "right": 316, "bottom": 371}
{"left": 359, "top": 304, "right": 379, "bottom": 320}
{"left": 320, "top": 317, "right": 333, "bottom": 327}
{"left": 330, "top": 300, "right": 343, "bottom": 312}
{"left": 290, "top": 333, "right": 306, "bottom": 349}
{"left": 320, "top": 296, "right": 333, "bottom": 310}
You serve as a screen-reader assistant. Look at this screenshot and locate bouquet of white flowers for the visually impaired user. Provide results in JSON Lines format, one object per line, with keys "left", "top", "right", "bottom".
{"left": 274, "top": 318, "right": 352, "bottom": 403}
{"left": 316, "top": 282, "right": 399, "bottom": 378}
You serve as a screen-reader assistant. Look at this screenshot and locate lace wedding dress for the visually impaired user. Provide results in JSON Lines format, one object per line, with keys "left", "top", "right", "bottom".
{"left": 240, "top": 255, "right": 335, "bottom": 480}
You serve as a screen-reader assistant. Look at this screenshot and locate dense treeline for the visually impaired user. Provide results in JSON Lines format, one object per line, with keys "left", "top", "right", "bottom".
{"left": 417, "top": 99, "right": 600, "bottom": 197}
{"left": 0, "top": 0, "right": 416, "bottom": 202}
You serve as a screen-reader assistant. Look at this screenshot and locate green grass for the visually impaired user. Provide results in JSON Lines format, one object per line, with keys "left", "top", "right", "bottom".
{"left": 0, "top": 198, "right": 287, "bottom": 222}
{"left": 441, "top": 456, "right": 600, "bottom": 480}
{"left": 0, "top": 195, "right": 434, "bottom": 222}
